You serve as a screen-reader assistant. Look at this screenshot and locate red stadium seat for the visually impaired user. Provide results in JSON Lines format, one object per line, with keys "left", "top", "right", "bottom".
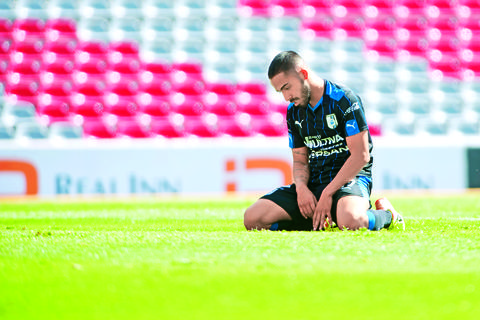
{"left": 236, "top": 93, "right": 271, "bottom": 115}
{"left": 44, "top": 38, "right": 77, "bottom": 57}
{"left": 332, "top": 0, "right": 367, "bottom": 17}
{"left": 108, "top": 78, "right": 139, "bottom": 96}
{"left": 396, "top": 14, "right": 429, "bottom": 36}
{"left": 144, "top": 62, "right": 172, "bottom": 74}
{"left": 238, "top": 0, "right": 271, "bottom": 16}
{"left": 10, "top": 56, "right": 41, "bottom": 75}
{"left": 137, "top": 93, "right": 171, "bottom": 117}
{"left": 45, "top": 19, "right": 77, "bottom": 41}
{"left": 429, "top": 54, "right": 463, "bottom": 78}
{"left": 140, "top": 78, "right": 172, "bottom": 96}
{"left": 236, "top": 82, "right": 268, "bottom": 96}
{"left": 464, "top": 37, "right": 480, "bottom": 52}
{"left": 428, "top": 33, "right": 463, "bottom": 56}
{"left": 109, "top": 41, "right": 140, "bottom": 55}
{"left": 43, "top": 57, "right": 75, "bottom": 75}
{"left": 0, "top": 58, "right": 8, "bottom": 82}
{"left": 396, "top": 0, "right": 428, "bottom": 16}
{"left": 459, "top": 0, "right": 480, "bottom": 15}
{"left": 0, "top": 36, "right": 12, "bottom": 55}
{"left": 12, "top": 38, "right": 44, "bottom": 55}
{"left": 170, "top": 93, "right": 204, "bottom": 116}
{"left": 334, "top": 15, "right": 366, "bottom": 38}
{"left": 459, "top": 13, "right": 480, "bottom": 31}
{"left": 150, "top": 115, "right": 186, "bottom": 138}
{"left": 104, "top": 95, "right": 139, "bottom": 118}
{"left": 203, "top": 93, "right": 238, "bottom": 116}
{"left": 426, "top": 0, "right": 459, "bottom": 16}
{"left": 461, "top": 54, "right": 480, "bottom": 77}
{"left": 171, "top": 78, "right": 205, "bottom": 95}
{"left": 108, "top": 41, "right": 140, "bottom": 65}
{"left": 0, "top": 18, "right": 13, "bottom": 34}
{"left": 83, "top": 119, "right": 118, "bottom": 139}
{"left": 37, "top": 96, "right": 71, "bottom": 124}
{"left": 218, "top": 114, "right": 254, "bottom": 137}
{"left": 203, "top": 83, "right": 238, "bottom": 116}
{"left": 12, "top": 18, "right": 45, "bottom": 41}
{"left": 184, "top": 114, "right": 221, "bottom": 138}
{"left": 117, "top": 119, "right": 153, "bottom": 138}
{"left": 397, "top": 34, "right": 430, "bottom": 57}
{"left": 250, "top": 113, "right": 288, "bottom": 136}
{"left": 6, "top": 57, "right": 41, "bottom": 82}
{"left": 364, "top": 14, "right": 397, "bottom": 36}
{"left": 70, "top": 97, "right": 105, "bottom": 118}
{"left": 206, "top": 82, "right": 237, "bottom": 95}
{"left": 269, "top": 102, "right": 288, "bottom": 113}
{"left": 172, "top": 62, "right": 203, "bottom": 75}
{"left": 365, "top": 35, "right": 399, "bottom": 57}
{"left": 301, "top": 16, "right": 336, "bottom": 38}
{"left": 6, "top": 74, "right": 41, "bottom": 95}
{"left": 430, "top": 16, "right": 460, "bottom": 32}
{"left": 139, "top": 73, "right": 167, "bottom": 89}
{"left": 110, "top": 57, "right": 142, "bottom": 74}
{"left": 302, "top": 0, "right": 334, "bottom": 18}
{"left": 75, "top": 57, "right": 108, "bottom": 80}
{"left": 5, "top": 80, "right": 40, "bottom": 106}
{"left": 76, "top": 40, "right": 109, "bottom": 60}
{"left": 75, "top": 79, "right": 107, "bottom": 97}
{"left": 365, "top": 0, "right": 396, "bottom": 10}
{"left": 171, "top": 70, "right": 204, "bottom": 86}
{"left": 303, "top": 0, "right": 335, "bottom": 12}
{"left": 41, "top": 78, "right": 74, "bottom": 96}
{"left": 270, "top": 0, "right": 303, "bottom": 16}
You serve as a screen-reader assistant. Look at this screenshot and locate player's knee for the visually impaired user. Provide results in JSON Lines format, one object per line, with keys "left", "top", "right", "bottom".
{"left": 244, "top": 206, "right": 260, "bottom": 230}
{"left": 337, "top": 210, "right": 368, "bottom": 231}
{"left": 244, "top": 203, "right": 270, "bottom": 230}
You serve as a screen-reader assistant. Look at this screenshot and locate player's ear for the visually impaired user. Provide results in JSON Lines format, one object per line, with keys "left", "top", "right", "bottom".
{"left": 300, "top": 68, "right": 308, "bottom": 80}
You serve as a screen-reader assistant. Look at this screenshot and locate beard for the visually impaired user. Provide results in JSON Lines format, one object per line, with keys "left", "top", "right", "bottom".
{"left": 295, "top": 81, "right": 311, "bottom": 108}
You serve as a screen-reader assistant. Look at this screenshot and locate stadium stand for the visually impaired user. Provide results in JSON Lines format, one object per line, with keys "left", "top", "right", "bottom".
{"left": 0, "top": 0, "right": 479, "bottom": 139}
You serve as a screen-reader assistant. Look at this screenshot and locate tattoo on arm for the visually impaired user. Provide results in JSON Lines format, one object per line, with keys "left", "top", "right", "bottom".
{"left": 292, "top": 149, "right": 309, "bottom": 185}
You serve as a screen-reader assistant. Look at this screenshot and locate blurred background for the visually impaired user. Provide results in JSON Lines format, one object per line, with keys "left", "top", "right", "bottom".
{"left": 0, "top": 0, "right": 479, "bottom": 197}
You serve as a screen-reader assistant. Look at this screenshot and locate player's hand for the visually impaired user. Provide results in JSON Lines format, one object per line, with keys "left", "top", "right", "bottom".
{"left": 313, "top": 192, "right": 333, "bottom": 231}
{"left": 296, "top": 184, "right": 317, "bottom": 219}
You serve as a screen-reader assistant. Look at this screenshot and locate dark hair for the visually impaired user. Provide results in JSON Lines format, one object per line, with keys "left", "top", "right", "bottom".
{"left": 267, "top": 51, "right": 303, "bottom": 79}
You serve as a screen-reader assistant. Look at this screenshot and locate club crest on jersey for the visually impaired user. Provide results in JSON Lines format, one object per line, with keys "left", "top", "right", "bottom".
{"left": 326, "top": 114, "right": 338, "bottom": 129}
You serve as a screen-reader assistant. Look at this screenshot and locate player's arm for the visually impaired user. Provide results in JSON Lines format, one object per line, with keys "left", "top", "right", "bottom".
{"left": 292, "top": 147, "right": 317, "bottom": 219}
{"left": 313, "top": 130, "right": 370, "bottom": 230}
{"left": 326, "top": 130, "right": 370, "bottom": 195}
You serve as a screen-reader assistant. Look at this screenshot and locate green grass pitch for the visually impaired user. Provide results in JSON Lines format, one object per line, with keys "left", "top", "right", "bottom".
{"left": 1, "top": 192, "right": 480, "bottom": 320}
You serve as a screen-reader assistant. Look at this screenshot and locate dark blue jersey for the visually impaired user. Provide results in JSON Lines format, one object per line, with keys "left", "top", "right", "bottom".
{"left": 287, "top": 80, "right": 373, "bottom": 186}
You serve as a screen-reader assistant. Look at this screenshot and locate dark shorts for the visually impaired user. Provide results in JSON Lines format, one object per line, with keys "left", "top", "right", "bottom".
{"left": 260, "top": 175, "right": 372, "bottom": 231}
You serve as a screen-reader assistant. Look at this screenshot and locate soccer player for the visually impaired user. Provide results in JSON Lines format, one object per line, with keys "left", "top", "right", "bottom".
{"left": 244, "top": 51, "right": 405, "bottom": 231}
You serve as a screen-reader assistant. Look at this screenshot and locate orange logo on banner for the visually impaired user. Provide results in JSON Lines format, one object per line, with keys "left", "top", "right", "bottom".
{"left": 225, "top": 158, "right": 292, "bottom": 192}
{"left": 0, "top": 160, "right": 38, "bottom": 195}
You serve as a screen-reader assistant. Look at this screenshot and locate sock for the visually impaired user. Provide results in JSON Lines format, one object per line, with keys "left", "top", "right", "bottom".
{"left": 366, "top": 210, "right": 393, "bottom": 231}
{"left": 270, "top": 222, "right": 279, "bottom": 231}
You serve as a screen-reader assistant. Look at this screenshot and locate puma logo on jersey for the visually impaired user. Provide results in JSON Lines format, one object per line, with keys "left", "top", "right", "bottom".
{"left": 295, "top": 120, "right": 304, "bottom": 129}
{"left": 346, "top": 120, "right": 360, "bottom": 135}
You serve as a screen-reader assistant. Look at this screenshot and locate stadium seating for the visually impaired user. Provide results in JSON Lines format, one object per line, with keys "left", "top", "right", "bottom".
{"left": 0, "top": 0, "right": 480, "bottom": 139}
{"left": 15, "top": 121, "right": 49, "bottom": 139}
{"left": 49, "top": 121, "right": 84, "bottom": 139}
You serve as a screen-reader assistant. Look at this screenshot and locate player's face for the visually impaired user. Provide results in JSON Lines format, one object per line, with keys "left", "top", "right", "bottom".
{"left": 270, "top": 70, "right": 311, "bottom": 108}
